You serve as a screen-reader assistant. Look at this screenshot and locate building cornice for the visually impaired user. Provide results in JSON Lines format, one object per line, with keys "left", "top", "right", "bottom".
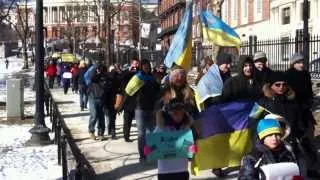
{"left": 159, "top": 0, "right": 185, "bottom": 19}
{"left": 158, "top": 24, "right": 179, "bottom": 39}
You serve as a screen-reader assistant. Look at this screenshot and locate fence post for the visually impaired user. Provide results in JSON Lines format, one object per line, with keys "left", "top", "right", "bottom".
{"left": 61, "top": 134, "right": 68, "bottom": 180}
{"left": 57, "top": 117, "right": 61, "bottom": 165}
{"left": 248, "top": 35, "right": 258, "bottom": 56}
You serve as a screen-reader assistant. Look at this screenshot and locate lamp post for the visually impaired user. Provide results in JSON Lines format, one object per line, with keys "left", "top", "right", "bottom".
{"left": 27, "top": 0, "right": 51, "bottom": 146}
{"left": 303, "top": 0, "right": 309, "bottom": 70}
{"left": 138, "top": 0, "right": 142, "bottom": 60}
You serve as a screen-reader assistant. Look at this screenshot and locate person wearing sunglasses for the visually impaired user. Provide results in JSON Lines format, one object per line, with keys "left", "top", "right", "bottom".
{"left": 258, "top": 71, "right": 303, "bottom": 139}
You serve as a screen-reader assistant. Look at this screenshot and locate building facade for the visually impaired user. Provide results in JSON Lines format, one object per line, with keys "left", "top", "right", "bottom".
{"left": 222, "top": 0, "right": 320, "bottom": 40}
{"left": 29, "top": 0, "right": 140, "bottom": 47}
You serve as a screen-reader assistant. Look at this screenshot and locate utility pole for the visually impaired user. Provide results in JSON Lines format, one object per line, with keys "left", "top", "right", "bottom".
{"left": 303, "top": 0, "right": 309, "bottom": 70}
{"left": 27, "top": 0, "right": 51, "bottom": 146}
{"left": 104, "top": 0, "right": 111, "bottom": 66}
{"left": 23, "top": 0, "right": 29, "bottom": 69}
{"left": 138, "top": 0, "right": 142, "bottom": 60}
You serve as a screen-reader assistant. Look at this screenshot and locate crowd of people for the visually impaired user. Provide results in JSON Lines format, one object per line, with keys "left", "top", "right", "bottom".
{"left": 44, "top": 51, "right": 319, "bottom": 179}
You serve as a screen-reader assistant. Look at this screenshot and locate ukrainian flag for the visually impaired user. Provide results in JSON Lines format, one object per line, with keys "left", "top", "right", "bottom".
{"left": 200, "top": 10, "right": 241, "bottom": 47}
{"left": 164, "top": 0, "right": 193, "bottom": 70}
{"left": 125, "top": 71, "right": 154, "bottom": 96}
{"left": 191, "top": 101, "right": 265, "bottom": 175}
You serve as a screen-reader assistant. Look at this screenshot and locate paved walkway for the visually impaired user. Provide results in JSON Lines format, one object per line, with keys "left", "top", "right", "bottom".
{"left": 50, "top": 88, "right": 238, "bottom": 180}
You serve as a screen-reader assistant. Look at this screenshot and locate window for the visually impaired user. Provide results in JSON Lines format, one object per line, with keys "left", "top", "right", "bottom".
{"left": 232, "top": 0, "right": 237, "bottom": 20}
{"left": 281, "top": 37, "right": 290, "bottom": 61}
{"left": 257, "top": 0, "right": 262, "bottom": 14}
{"left": 243, "top": 0, "right": 248, "bottom": 17}
{"left": 300, "top": 2, "right": 310, "bottom": 20}
{"left": 282, "top": 7, "right": 290, "bottom": 25}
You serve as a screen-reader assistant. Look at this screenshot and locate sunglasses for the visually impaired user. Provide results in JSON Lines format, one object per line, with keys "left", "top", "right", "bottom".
{"left": 273, "top": 82, "right": 287, "bottom": 87}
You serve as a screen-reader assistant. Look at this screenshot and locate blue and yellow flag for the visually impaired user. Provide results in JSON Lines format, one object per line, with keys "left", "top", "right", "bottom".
{"left": 200, "top": 10, "right": 241, "bottom": 47}
{"left": 164, "top": 0, "right": 193, "bottom": 70}
{"left": 125, "top": 71, "right": 154, "bottom": 96}
{"left": 191, "top": 101, "right": 266, "bottom": 175}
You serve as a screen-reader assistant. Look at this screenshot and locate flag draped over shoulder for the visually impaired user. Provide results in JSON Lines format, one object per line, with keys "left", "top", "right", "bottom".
{"left": 191, "top": 101, "right": 266, "bottom": 175}
{"left": 195, "top": 64, "right": 223, "bottom": 111}
{"left": 164, "top": 0, "right": 193, "bottom": 70}
{"left": 125, "top": 71, "right": 154, "bottom": 96}
{"left": 200, "top": 10, "right": 241, "bottom": 47}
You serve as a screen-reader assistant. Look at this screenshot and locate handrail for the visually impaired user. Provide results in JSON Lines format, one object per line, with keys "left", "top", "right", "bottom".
{"left": 45, "top": 83, "right": 96, "bottom": 179}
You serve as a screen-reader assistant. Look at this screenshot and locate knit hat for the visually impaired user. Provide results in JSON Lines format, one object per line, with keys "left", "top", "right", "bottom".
{"left": 253, "top": 51, "right": 267, "bottom": 63}
{"left": 268, "top": 71, "right": 287, "bottom": 85}
{"left": 264, "top": 114, "right": 290, "bottom": 139}
{"left": 257, "top": 118, "right": 282, "bottom": 140}
{"left": 216, "top": 52, "right": 232, "bottom": 66}
{"left": 290, "top": 53, "right": 304, "bottom": 65}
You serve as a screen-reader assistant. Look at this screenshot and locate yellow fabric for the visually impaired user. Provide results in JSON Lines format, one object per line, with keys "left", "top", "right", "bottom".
{"left": 258, "top": 127, "right": 282, "bottom": 140}
{"left": 51, "top": 52, "right": 61, "bottom": 58}
{"left": 125, "top": 75, "right": 145, "bottom": 96}
{"left": 61, "top": 53, "right": 76, "bottom": 63}
{"left": 202, "top": 27, "right": 241, "bottom": 47}
{"left": 194, "top": 91, "right": 204, "bottom": 112}
{"left": 191, "top": 129, "right": 252, "bottom": 175}
{"left": 175, "top": 35, "right": 193, "bottom": 70}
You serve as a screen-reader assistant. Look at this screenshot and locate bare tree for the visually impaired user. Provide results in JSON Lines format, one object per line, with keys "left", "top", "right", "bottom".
{"left": 1, "top": 0, "right": 32, "bottom": 69}
{"left": 0, "top": 0, "right": 16, "bottom": 22}
{"left": 91, "top": 0, "right": 128, "bottom": 66}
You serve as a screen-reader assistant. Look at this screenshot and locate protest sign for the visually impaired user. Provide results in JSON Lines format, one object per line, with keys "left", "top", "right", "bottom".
{"left": 145, "top": 130, "right": 194, "bottom": 161}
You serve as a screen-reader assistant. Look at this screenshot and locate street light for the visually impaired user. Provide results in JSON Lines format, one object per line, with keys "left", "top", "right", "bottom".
{"left": 27, "top": 0, "right": 51, "bottom": 146}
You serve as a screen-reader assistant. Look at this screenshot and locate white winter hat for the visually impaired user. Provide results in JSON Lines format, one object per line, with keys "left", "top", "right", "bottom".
{"left": 290, "top": 53, "right": 304, "bottom": 65}
{"left": 253, "top": 51, "right": 267, "bottom": 62}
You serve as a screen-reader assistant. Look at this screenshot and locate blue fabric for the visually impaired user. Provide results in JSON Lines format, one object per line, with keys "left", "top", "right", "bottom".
{"left": 84, "top": 65, "right": 94, "bottom": 86}
{"left": 257, "top": 119, "right": 281, "bottom": 135}
{"left": 196, "top": 64, "right": 223, "bottom": 103}
{"left": 200, "top": 10, "right": 240, "bottom": 38}
{"left": 88, "top": 97, "right": 105, "bottom": 136}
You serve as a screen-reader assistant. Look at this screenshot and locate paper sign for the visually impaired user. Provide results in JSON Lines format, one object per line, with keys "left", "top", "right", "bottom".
{"left": 260, "top": 162, "right": 300, "bottom": 180}
{"left": 145, "top": 130, "right": 194, "bottom": 161}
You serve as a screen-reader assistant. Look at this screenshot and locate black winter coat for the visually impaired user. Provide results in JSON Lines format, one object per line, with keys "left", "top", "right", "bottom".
{"left": 134, "top": 73, "right": 160, "bottom": 111}
{"left": 238, "top": 143, "right": 296, "bottom": 180}
{"left": 285, "top": 68, "right": 313, "bottom": 106}
{"left": 254, "top": 67, "right": 272, "bottom": 94}
{"left": 221, "top": 56, "right": 260, "bottom": 102}
{"left": 121, "top": 69, "right": 138, "bottom": 111}
{"left": 258, "top": 85, "right": 305, "bottom": 137}
{"left": 77, "top": 67, "right": 88, "bottom": 88}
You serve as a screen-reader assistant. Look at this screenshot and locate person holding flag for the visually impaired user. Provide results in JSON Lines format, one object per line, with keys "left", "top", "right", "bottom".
{"left": 125, "top": 59, "right": 160, "bottom": 162}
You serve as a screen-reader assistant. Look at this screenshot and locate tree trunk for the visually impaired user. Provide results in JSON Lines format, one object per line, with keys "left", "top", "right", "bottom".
{"left": 104, "top": 0, "right": 111, "bottom": 67}
{"left": 23, "top": 40, "right": 28, "bottom": 69}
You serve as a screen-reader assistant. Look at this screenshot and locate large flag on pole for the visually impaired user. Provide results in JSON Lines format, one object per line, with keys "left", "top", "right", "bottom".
{"left": 164, "top": 0, "right": 193, "bottom": 70}
{"left": 200, "top": 10, "right": 241, "bottom": 47}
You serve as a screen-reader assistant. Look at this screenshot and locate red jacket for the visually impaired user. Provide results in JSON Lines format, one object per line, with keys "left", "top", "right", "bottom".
{"left": 71, "top": 66, "right": 79, "bottom": 76}
{"left": 46, "top": 64, "right": 57, "bottom": 77}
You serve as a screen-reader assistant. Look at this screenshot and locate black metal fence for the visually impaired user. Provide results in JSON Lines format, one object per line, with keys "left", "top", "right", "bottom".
{"left": 46, "top": 84, "right": 95, "bottom": 180}
{"left": 240, "top": 34, "right": 320, "bottom": 78}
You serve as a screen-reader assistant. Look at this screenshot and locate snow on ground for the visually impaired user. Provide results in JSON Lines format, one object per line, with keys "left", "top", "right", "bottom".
{"left": 0, "top": 121, "right": 62, "bottom": 180}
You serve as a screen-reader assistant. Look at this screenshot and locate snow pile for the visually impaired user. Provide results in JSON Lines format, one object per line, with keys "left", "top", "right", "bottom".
{"left": 0, "top": 124, "right": 62, "bottom": 180}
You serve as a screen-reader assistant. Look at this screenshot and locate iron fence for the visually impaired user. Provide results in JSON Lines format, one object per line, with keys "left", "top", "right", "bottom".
{"left": 46, "top": 84, "right": 95, "bottom": 180}
{"left": 240, "top": 34, "right": 320, "bottom": 78}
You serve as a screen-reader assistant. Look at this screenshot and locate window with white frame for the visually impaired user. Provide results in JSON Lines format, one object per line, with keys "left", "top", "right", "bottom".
{"left": 232, "top": 0, "right": 238, "bottom": 20}
{"left": 243, "top": 0, "right": 248, "bottom": 18}
{"left": 282, "top": 7, "right": 290, "bottom": 25}
{"left": 257, "top": 0, "right": 262, "bottom": 14}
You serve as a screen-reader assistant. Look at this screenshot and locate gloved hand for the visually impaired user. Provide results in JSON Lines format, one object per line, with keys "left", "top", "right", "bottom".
{"left": 144, "top": 146, "right": 152, "bottom": 156}
{"left": 189, "top": 144, "right": 198, "bottom": 153}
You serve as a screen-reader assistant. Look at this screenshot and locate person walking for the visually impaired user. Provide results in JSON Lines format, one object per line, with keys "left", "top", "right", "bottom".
{"left": 71, "top": 63, "right": 80, "bottom": 93}
{"left": 125, "top": 59, "right": 160, "bottom": 162}
{"left": 5, "top": 58, "right": 9, "bottom": 69}
{"left": 87, "top": 64, "right": 106, "bottom": 141}
{"left": 119, "top": 58, "right": 140, "bottom": 142}
{"left": 46, "top": 60, "right": 57, "bottom": 89}
{"left": 61, "top": 64, "right": 72, "bottom": 94}
{"left": 77, "top": 61, "right": 88, "bottom": 111}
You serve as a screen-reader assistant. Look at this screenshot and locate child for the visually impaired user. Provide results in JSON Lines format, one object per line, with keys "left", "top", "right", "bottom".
{"left": 154, "top": 98, "right": 193, "bottom": 180}
{"left": 238, "top": 118, "right": 299, "bottom": 180}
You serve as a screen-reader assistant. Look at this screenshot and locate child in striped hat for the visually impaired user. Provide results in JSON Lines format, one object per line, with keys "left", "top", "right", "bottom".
{"left": 239, "top": 118, "right": 300, "bottom": 180}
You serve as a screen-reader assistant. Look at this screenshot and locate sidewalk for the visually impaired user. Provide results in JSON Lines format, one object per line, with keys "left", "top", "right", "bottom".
{"left": 50, "top": 88, "right": 237, "bottom": 180}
